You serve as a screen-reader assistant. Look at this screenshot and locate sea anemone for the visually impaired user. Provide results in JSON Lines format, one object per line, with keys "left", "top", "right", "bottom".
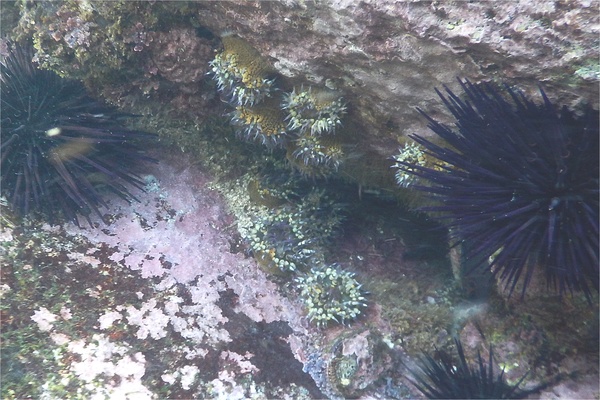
{"left": 246, "top": 188, "right": 345, "bottom": 273}
{"left": 1, "top": 43, "right": 155, "bottom": 226}
{"left": 247, "top": 211, "right": 317, "bottom": 273}
{"left": 396, "top": 79, "right": 599, "bottom": 299}
{"left": 228, "top": 99, "right": 289, "bottom": 147}
{"left": 296, "top": 264, "right": 367, "bottom": 326}
{"left": 281, "top": 86, "right": 346, "bottom": 135}
{"left": 391, "top": 141, "right": 428, "bottom": 188}
{"left": 288, "top": 134, "right": 346, "bottom": 177}
{"left": 209, "top": 35, "right": 275, "bottom": 106}
{"left": 408, "top": 338, "right": 529, "bottom": 399}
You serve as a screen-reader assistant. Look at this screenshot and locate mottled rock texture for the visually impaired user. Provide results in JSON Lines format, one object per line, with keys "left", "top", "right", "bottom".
{"left": 195, "top": 0, "right": 598, "bottom": 157}
{"left": 10, "top": 0, "right": 598, "bottom": 190}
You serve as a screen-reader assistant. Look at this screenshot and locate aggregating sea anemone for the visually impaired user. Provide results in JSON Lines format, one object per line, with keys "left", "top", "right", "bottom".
{"left": 288, "top": 134, "right": 346, "bottom": 177}
{"left": 1, "top": 43, "right": 154, "bottom": 226}
{"left": 281, "top": 86, "right": 348, "bottom": 177}
{"left": 209, "top": 37, "right": 351, "bottom": 178}
{"left": 246, "top": 210, "right": 317, "bottom": 273}
{"left": 209, "top": 35, "right": 275, "bottom": 107}
{"left": 282, "top": 86, "right": 346, "bottom": 136}
{"left": 395, "top": 79, "right": 599, "bottom": 299}
{"left": 245, "top": 188, "right": 345, "bottom": 273}
{"left": 228, "top": 99, "right": 289, "bottom": 148}
{"left": 296, "top": 264, "right": 367, "bottom": 327}
{"left": 391, "top": 141, "right": 428, "bottom": 188}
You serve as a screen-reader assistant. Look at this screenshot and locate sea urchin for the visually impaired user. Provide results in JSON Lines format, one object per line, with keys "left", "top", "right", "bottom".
{"left": 1, "top": 43, "right": 155, "bottom": 226}
{"left": 408, "top": 338, "right": 529, "bottom": 399}
{"left": 395, "top": 79, "right": 599, "bottom": 299}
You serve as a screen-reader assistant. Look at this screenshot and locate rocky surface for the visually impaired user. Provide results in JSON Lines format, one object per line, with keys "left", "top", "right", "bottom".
{"left": 194, "top": 0, "right": 599, "bottom": 154}
{"left": 2, "top": 1, "right": 598, "bottom": 399}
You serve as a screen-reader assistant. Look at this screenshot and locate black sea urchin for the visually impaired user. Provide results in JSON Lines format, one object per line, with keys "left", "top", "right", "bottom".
{"left": 397, "top": 79, "right": 599, "bottom": 300}
{"left": 1, "top": 43, "right": 154, "bottom": 226}
{"left": 408, "top": 338, "right": 529, "bottom": 399}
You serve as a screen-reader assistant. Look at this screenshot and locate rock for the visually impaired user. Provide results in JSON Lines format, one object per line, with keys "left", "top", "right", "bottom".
{"left": 194, "top": 0, "right": 599, "bottom": 164}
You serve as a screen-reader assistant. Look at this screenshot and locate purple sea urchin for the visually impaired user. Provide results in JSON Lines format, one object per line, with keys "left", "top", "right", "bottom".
{"left": 409, "top": 338, "right": 529, "bottom": 399}
{"left": 396, "top": 79, "right": 599, "bottom": 299}
{"left": 1, "top": 43, "right": 155, "bottom": 226}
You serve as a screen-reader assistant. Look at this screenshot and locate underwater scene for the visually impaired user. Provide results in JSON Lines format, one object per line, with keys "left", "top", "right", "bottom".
{"left": 1, "top": 1, "right": 598, "bottom": 399}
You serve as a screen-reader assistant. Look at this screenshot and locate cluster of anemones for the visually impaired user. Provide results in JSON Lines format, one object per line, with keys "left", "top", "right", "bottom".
{"left": 210, "top": 36, "right": 365, "bottom": 327}
{"left": 244, "top": 184, "right": 366, "bottom": 326}
{"left": 209, "top": 35, "right": 348, "bottom": 176}
{"left": 246, "top": 188, "right": 344, "bottom": 273}
{"left": 281, "top": 86, "right": 347, "bottom": 177}
{"left": 209, "top": 35, "right": 284, "bottom": 147}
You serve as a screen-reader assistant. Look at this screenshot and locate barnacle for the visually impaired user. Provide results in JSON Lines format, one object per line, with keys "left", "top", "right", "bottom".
{"left": 282, "top": 86, "right": 346, "bottom": 135}
{"left": 209, "top": 35, "right": 275, "bottom": 106}
{"left": 296, "top": 264, "right": 367, "bottom": 326}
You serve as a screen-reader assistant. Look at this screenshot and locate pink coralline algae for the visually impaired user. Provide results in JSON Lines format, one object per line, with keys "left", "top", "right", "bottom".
{"left": 64, "top": 150, "right": 308, "bottom": 344}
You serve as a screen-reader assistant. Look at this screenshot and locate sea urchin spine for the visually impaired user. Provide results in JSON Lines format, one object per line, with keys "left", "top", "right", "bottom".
{"left": 395, "top": 78, "right": 599, "bottom": 300}
{"left": 408, "top": 338, "right": 529, "bottom": 399}
{"left": 1, "top": 43, "right": 155, "bottom": 226}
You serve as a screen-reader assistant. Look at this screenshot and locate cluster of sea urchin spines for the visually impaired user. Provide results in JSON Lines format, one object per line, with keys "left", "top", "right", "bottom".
{"left": 398, "top": 78, "right": 599, "bottom": 300}
{"left": 282, "top": 86, "right": 346, "bottom": 136}
{"left": 1, "top": 43, "right": 154, "bottom": 226}
{"left": 408, "top": 338, "right": 530, "bottom": 399}
{"left": 296, "top": 264, "right": 368, "bottom": 327}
